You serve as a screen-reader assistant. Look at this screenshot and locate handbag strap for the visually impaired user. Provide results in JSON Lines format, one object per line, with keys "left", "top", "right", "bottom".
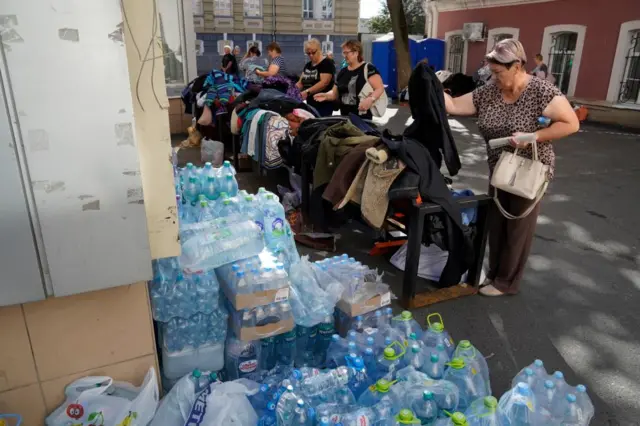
{"left": 513, "top": 139, "right": 540, "bottom": 161}
{"left": 493, "top": 180, "right": 548, "bottom": 220}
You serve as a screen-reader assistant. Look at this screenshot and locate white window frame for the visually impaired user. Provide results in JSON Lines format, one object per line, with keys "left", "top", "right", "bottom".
{"left": 302, "top": 0, "right": 333, "bottom": 20}
{"left": 607, "top": 20, "right": 640, "bottom": 104}
{"left": 322, "top": 40, "right": 334, "bottom": 55}
{"left": 486, "top": 27, "right": 520, "bottom": 54}
{"left": 160, "top": 0, "right": 198, "bottom": 97}
{"left": 214, "top": 0, "right": 233, "bottom": 17}
{"left": 444, "top": 30, "right": 468, "bottom": 74}
{"left": 192, "top": 0, "right": 204, "bottom": 16}
{"left": 540, "top": 24, "right": 586, "bottom": 97}
{"left": 244, "top": 0, "right": 262, "bottom": 18}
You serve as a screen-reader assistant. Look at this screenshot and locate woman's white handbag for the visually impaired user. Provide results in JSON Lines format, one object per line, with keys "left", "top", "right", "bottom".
{"left": 490, "top": 140, "right": 549, "bottom": 219}
{"left": 359, "top": 63, "right": 388, "bottom": 117}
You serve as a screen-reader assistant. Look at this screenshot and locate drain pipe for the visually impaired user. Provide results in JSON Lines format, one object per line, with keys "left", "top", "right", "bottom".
{"left": 272, "top": 0, "right": 276, "bottom": 41}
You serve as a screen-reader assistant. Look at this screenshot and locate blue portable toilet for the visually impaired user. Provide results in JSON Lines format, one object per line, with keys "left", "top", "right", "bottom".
{"left": 371, "top": 34, "right": 418, "bottom": 98}
{"left": 413, "top": 38, "right": 445, "bottom": 71}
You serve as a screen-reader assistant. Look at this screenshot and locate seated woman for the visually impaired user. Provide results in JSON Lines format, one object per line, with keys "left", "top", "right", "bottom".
{"left": 256, "top": 42, "right": 287, "bottom": 79}
{"left": 313, "top": 40, "right": 385, "bottom": 120}
{"left": 296, "top": 38, "right": 336, "bottom": 117}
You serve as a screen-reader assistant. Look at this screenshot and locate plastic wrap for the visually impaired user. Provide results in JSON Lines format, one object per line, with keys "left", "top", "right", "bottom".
{"left": 184, "top": 380, "right": 258, "bottom": 426}
{"left": 180, "top": 220, "right": 264, "bottom": 272}
{"left": 289, "top": 256, "right": 345, "bottom": 327}
{"left": 201, "top": 138, "right": 224, "bottom": 166}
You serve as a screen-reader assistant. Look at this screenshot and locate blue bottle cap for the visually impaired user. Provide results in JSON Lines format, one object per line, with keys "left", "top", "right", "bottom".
{"left": 331, "top": 334, "right": 340, "bottom": 341}
{"left": 267, "top": 402, "right": 276, "bottom": 411}
{"left": 384, "top": 337, "right": 392, "bottom": 345}
{"left": 516, "top": 383, "right": 531, "bottom": 396}
{"left": 554, "top": 371, "right": 564, "bottom": 380}
{"left": 544, "top": 380, "right": 554, "bottom": 389}
{"left": 375, "top": 310, "right": 382, "bottom": 317}
{"left": 524, "top": 368, "right": 534, "bottom": 376}
{"left": 367, "top": 337, "right": 374, "bottom": 346}
{"left": 353, "top": 357, "right": 365, "bottom": 370}
{"left": 365, "top": 347, "right": 374, "bottom": 355}
{"left": 576, "top": 384, "right": 587, "bottom": 393}
{"left": 348, "top": 331, "right": 357, "bottom": 339}
{"left": 292, "top": 370, "right": 302, "bottom": 380}
{"left": 355, "top": 315, "right": 363, "bottom": 321}
{"left": 297, "top": 399, "right": 304, "bottom": 407}
{"left": 567, "top": 394, "right": 577, "bottom": 403}
{"left": 534, "top": 359, "right": 544, "bottom": 367}
{"left": 348, "top": 342, "right": 357, "bottom": 350}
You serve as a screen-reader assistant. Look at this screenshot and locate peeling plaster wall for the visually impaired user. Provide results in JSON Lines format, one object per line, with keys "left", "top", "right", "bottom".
{"left": 1, "top": 0, "right": 154, "bottom": 297}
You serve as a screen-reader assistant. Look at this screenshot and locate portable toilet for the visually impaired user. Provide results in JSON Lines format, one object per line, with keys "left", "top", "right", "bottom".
{"left": 371, "top": 34, "right": 418, "bottom": 98}
{"left": 413, "top": 38, "right": 445, "bottom": 71}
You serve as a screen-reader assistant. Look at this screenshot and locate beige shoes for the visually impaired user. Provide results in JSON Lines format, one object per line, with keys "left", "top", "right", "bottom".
{"left": 479, "top": 284, "right": 506, "bottom": 297}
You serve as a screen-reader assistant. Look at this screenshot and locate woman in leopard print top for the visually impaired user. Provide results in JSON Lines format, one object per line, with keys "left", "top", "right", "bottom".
{"left": 444, "top": 39, "right": 579, "bottom": 297}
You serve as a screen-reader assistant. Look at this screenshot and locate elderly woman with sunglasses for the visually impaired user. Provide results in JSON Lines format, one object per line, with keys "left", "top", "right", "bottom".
{"left": 296, "top": 38, "right": 336, "bottom": 117}
{"left": 313, "top": 40, "right": 385, "bottom": 120}
{"left": 443, "top": 39, "right": 579, "bottom": 297}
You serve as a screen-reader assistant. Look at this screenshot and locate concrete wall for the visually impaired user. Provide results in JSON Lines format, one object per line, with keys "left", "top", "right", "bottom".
{"left": 437, "top": 0, "right": 640, "bottom": 100}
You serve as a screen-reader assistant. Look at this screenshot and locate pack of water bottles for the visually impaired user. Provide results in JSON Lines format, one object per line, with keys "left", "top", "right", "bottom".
{"left": 315, "top": 255, "right": 386, "bottom": 304}
{"left": 218, "top": 249, "right": 292, "bottom": 310}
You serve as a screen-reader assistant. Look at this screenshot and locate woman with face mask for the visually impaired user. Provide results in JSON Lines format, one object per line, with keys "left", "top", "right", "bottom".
{"left": 443, "top": 39, "right": 579, "bottom": 297}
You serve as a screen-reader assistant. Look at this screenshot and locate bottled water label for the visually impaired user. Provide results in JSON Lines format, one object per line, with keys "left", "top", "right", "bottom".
{"left": 239, "top": 359, "right": 259, "bottom": 374}
{"left": 444, "top": 337, "right": 453, "bottom": 348}
{"left": 355, "top": 414, "right": 372, "bottom": 426}
{"left": 275, "top": 288, "right": 290, "bottom": 302}
{"left": 265, "top": 216, "right": 285, "bottom": 238}
{"left": 330, "top": 414, "right": 342, "bottom": 423}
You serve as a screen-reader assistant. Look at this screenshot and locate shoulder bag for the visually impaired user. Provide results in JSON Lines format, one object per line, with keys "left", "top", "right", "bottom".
{"left": 358, "top": 62, "right": 388, "bottom": 117}
{"left": 490, "top": 140, "right": 549, "bottom": 220}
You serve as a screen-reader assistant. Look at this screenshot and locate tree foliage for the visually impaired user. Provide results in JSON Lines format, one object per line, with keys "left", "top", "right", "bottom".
{"left": 368, "top": 0, "right": 425, "bottom": 34}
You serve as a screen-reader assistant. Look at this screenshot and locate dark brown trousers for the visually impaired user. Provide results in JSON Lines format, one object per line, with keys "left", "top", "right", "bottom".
{"left": 487, "top": 187, "right": 542, "bottom": 294}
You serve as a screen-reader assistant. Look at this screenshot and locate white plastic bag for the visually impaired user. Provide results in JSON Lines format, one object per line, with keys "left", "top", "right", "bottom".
{"left": 201, "top": 138, "right": 224, "bottom": 166}
{"left": 184, "top": 380, "right": 258, "bottom": 426}
{"left": 45, "top": 367, "right": 158, "bottom": 426}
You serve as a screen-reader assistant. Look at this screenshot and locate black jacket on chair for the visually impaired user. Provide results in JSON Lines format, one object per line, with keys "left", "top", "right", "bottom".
{"left": 404, "top": 63, "right": 461, "bottom": 177}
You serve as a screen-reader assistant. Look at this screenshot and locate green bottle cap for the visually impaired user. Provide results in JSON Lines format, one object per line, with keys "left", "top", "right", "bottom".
{"left": 401, "top": 311, "right": 413, "bottom": 320}
{"left": 383, "top": 347, "right": 396, "bottom": 359}
{"left": 448, "top": 357, "right": 466, "bottom": 369}
{"left": 397, "top": 409, "right": 416, "bottom": 423}
{"left": 459, "top": 340, "right": 472, "bottom": 349}
{"left": 484, "top": 396, "right": 498, "bottom": 409}
{"left": 431, "top": 322, "right": 444, "bottom": 332}
{"left": 223, "top": 200, "right": 231, "bottom": 205}
{"left": 375, "top": 379, "right": 391, "bottom": 393}
{"left": 451, "top": 412, "right": 468, "bottom": 425}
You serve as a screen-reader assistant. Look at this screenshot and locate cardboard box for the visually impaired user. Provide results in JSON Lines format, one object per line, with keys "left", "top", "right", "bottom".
{"left": 336, "top": 291, "right": 392, "bottom": 317}
{"left": 221, "top": 280, "right": 291, "bottom": 310}
{"left": 232, "top": 316, "right": 295, "bottom": 341}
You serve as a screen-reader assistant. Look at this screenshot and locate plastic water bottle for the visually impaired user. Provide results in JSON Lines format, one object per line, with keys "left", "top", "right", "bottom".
{"left": 291, "top": 399, "right": 313, "bottom": 426}
{"left": 203, "top": 176, "right": 218, "bottom": 201}
{"left": 298, "top": 366, "right": 351, "bottom": 396}
{"left": 538, "top": 116, "right": 551, "bottom": 127}
{"left": 340, "top": 399, "right": 397, "bottom": 426}
{"left": 314, "top": 317, "right": 336, "bottom": 367}
{"left": 362, "top": 347, "right": 378, "bottom": 379}
{"left": 406, "top": 344, "right": 426, "bottom": 372}
{"left": 242, "top": 195, "right": 264, "bottom": 233}
{"left": 561, "top": 394, "right": 583, "bottom": 425}
{"left": 277, "top": 329, "right": 297, "bottom": 366}
{"left": 465, "top": 396, "right": 499, "bottom": 426}
{"left": 512, "top": 368, "right": 536, "bottom": 390}
{"left": 533, "top": 379, "right": 564, "bottom": 423}
{"left": 346, "top": 356, "right": 373, "bottom": 399}
{"left": 443, "top": 357, "right": 489, "bottom": 412}
{"left": 263, "top": 194, "right": 287, "bottom": 248}
{"left": 184, "top": 176, "right": 200, "bottom": 206}
{"left": 377, "top": 344, "right": 406, "bottom": 381}
{"left": 454, "top": 340, "right": 491, "bottom": 395}
{"left": 276, "top": 385, "right": 300, "bottom": 426}
{"left": 217, "top": 198, "right": 240, "bottom": 218}
{"left": 295, "top": 325, "right": 317, "bottom": 367}
{"left": 225, "top": 336, "right": 259, "bottom": 380}
{"left": 421, "top": 313, "right": 455, "bottom": 357}
{"left": 260, "top": 337, "right": 277, "bottom": 371}
{"left": 412, "top": 390, "right": 438, "bottom": 425}
{"left": 325, "top": 334, "right": 348, "bottom": 369}
{"left": 357, "top": 378, "right": 399, "bottom": 407}
{"left": 391, "top": 311, "right": 423, "bottom": 340}
{"left": 352, "top": 315, "right": 365, "bottom": 333}
{"left": 258, "top": 401, "right": 277, "bottom": 426}
{"left": 573, "top": 384, "right": 594, "bottom": 424}
{"left": 250, "top": 383, "right": 273, "bottom": 417}
{"left": 498, "top": 383, "right": 536, "bottom": 425}
{"left": 551, "top": 371, "right": 568, "bottom": 395}
{"left": 196, "top": 200, "right": 215, "bottom": 223}
{"left": 515, "top": 359, "right": 547, "bottom": 385}
{"left": 423, "top": 352, "right": 445, "bottom": 379}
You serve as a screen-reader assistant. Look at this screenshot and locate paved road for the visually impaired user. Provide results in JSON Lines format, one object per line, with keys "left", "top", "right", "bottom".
{"left": 359, "top": 107, "right": 640, "bottom": 424}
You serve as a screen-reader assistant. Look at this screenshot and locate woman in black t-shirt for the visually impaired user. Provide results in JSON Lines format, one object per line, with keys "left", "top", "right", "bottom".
{"left": 296, "top": 38, "right": 336, "bottom": 117}
{"left": 313, "top": 40, "right": 385, "bottom": 120}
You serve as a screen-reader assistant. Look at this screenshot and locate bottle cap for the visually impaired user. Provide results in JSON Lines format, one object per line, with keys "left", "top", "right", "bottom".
{"left": 430, "top": 353, "right": 439, "bottom": 363}
{"left": 448, "top": 357, "right": 465, "bottom": 369}
{"left": 484, "top": 396, "right": 498, "bottom": 409}
{"left": 219, "top": 192, "right": 228, "bottom": 199}
{"left": 451, "top": 412, "right": 468, "bottom": 425}
{"left": 436, "top": 343, "right": 445, "bottom": 351}
{"left": 411, "top": 345, "right": 420, "bottom": 354}
{"left": 534, "top": 359, "right": 544, "bottom": 367}
{"left": 331, "top": 334, "right": 340, "bottom": 341}
{"left": 189, "top": 176, "right": 197, "bottom": 183}
{"left": 375, "top": 379, "right": 391, "bottom": 392}
{"left": 205, "top": 162, "right": 212, "bottom": 167}
{"left": 524, "top": 368, "right": 533, "bottom": 376}
{"left": 430, "top": 322, "right": 444, "bottom": 332}
{"left": 355, "top": 315, "right": 363, "bottom": 321}
{"left": 401, "top": 311, "right": 413, "bottom": 320}
{"left": 516, "top": 383, "right": 531, "bottom": 396}
{"left": 576, "top": 384, "right": 587, "bottom": 393}
{"left": 187, "top": 162, "right": 194, "bottom": 168}
{"left": 200, "top": 200, "right": 208, "bottom": 207}
{"left": 567, "top": 393, "right": 577, "bottom": 403}
{"left": 353, "top": 357, "right": 365, "bottom": 370}
{"left": 209, "top": 372, "right": 217, "bottom": 381}
{"left": 544, "top": 380, "right": 554, "bottom": 389}
{"left": 423, "top": 390, "right": 434, "bottom": 400}
{"left": 226, "top": 175, "right": 233, "bottom": 180}
{"left": 367, "top": 337, "right": 374, "bottom": 345}
{"left": 554, "top": 371, "right": 564, "bottom": 380}
{"left": 192, "top": 369, "right": 202, "bottom": 378}
{"left": 223, "top": 160, "right": 231, "bottom": 167}
{"left": 348, "top": 331, "right": 357, "bottom": 339}
{"left": 397, "top": 409, "right": 415, "bottom": 423}
{"left": 223, "top": 199, "right": 231, "bottom": 205}
{"left": 267, "top": 194, "right": 274, "bottom": 200}
{"left": 383, "top": 347, "right": 396, "bottom": 359}
{"left": 365, "top": 348, "right": 374, "bottom": 355}
{"left": 207, "top": 176, "right": 215, "bottom": 182}
{"left": 267, "top": 402, "right": 276, "bottom": 411}
{"left": 296, "top": 399, "right": 304, "bottom": 407}
{"left": 409, "top": 332, "right": 417, "bottom": 340}
{"left": 458, "top": 340, "right": 471, "bottom": 349}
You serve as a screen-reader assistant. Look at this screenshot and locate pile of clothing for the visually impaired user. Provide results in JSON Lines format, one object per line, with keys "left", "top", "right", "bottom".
{"left": 279, "top": 63, "right": 476, "bottom": 288}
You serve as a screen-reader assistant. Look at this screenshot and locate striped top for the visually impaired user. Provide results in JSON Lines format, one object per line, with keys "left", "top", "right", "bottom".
{"left": 270, "top": 56, "right": 287, "bottom": 76}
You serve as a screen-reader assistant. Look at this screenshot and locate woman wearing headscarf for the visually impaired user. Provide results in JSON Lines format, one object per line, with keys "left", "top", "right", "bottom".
{"left": 443, "top": 39, "right": 579, "bottom": 297}
{"left": 296, "top": 38, "right": 336, "bottom": 117}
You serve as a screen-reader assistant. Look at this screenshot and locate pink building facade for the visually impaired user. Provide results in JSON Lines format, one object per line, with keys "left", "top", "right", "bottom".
{"left": 433, "top": 0, "right": 640, "bottom": 106}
